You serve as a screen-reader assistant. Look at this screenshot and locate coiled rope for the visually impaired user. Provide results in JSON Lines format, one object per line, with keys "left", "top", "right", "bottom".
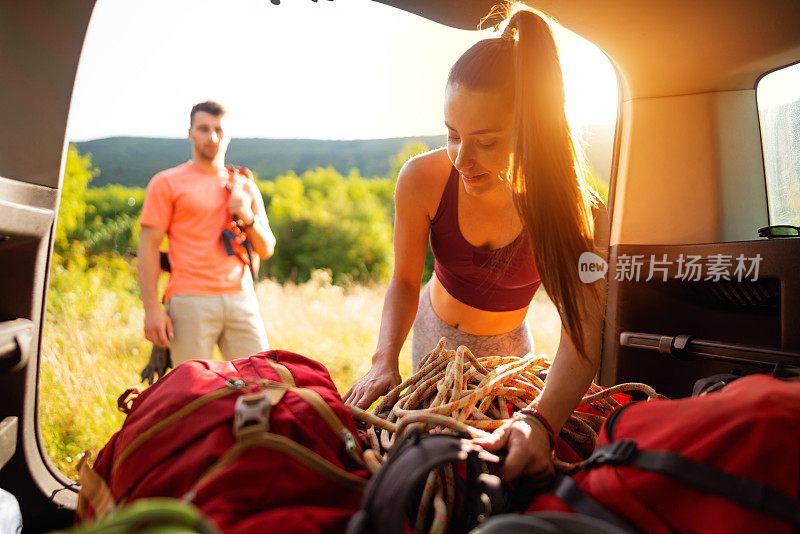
{"left": 348, "top": 337, "right": 664, "bottom": 533}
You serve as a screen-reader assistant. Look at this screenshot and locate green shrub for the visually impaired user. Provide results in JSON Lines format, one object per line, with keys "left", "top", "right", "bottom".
{"left": 55, "top": 145, "right": 97, "bottom": 253}
{"left": 260, "top": 167, "right": 394, "bottom": 284}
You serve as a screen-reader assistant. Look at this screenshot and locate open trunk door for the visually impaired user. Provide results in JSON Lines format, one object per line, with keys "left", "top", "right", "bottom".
{"left": 0, "top": 1, "right": 95, "bottom": 530}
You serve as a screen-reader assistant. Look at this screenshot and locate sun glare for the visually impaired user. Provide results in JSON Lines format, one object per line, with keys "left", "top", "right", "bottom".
{"left": 551, "top": 25, "right": 619, "bottom": 128}
{"left": 490, "top": 3, "right": 619, "bottom": 128}
{"left": 68, "top": 0, "right": 618, "bottom": 142}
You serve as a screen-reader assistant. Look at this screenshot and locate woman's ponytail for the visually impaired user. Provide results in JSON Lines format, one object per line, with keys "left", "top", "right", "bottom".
{"left": 507, "top": 9, "right": 605, "bottom": 363}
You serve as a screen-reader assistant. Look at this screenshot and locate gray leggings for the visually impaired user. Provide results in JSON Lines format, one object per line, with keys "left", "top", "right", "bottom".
{"left": 411, "top": 282, "right": 535, "bottom": 370}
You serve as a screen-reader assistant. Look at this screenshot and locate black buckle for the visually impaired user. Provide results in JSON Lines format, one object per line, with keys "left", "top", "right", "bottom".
{"left": 584, "top": 439, "right": 638, "bottom": 469}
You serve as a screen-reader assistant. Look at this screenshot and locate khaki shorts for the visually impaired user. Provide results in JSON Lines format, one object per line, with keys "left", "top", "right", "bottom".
{"left": 165, "top": 292, "right": 269, "bottom": 366}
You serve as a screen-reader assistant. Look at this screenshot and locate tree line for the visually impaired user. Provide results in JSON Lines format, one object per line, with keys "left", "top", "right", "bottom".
{"left": 74, "top": 125, "right": 614, "bottom": 188}
{"left": 74, "top": 136, "right": 448, "bottom": 188}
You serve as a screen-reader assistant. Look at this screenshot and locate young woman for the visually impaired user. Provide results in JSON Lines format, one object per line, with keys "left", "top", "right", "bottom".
{"left": 343, "top": 7, "right": 609, "bottom": 482}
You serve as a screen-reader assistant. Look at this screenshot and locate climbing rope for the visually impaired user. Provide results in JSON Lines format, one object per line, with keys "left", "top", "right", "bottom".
{"left": 348, "top": 337, "right": 665, "bottom": 533}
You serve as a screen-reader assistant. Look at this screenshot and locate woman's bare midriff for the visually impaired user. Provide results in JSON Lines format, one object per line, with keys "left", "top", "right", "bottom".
{"left": 428, "top": 273, "right": 529, "bottom": 336}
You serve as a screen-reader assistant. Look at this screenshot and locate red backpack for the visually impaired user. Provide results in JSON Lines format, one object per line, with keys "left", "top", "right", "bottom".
{"left": 77, "top": 351, "right": 370, "bottom": 533}
{"left": 526, "top": 372, "right": 800, "bottom": 533}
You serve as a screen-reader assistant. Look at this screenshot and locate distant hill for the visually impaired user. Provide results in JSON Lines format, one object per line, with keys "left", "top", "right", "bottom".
{"left": 75, "top": 127, "right": 614, "bottom": 188}
{"left": 75, "top": 136, "right": 445, "bottom": 187}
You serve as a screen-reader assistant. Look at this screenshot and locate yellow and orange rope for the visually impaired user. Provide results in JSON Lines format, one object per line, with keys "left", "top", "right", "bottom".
{"left": 347, "top": 337, "right": 665, "bottom": 534}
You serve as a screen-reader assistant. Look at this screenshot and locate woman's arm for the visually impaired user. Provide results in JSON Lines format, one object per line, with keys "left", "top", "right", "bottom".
{"left": 342, "top": 155, "right": 440, "bottom": 409}
{"left": 476, "top": 201, "right": 610, "bottom": 480}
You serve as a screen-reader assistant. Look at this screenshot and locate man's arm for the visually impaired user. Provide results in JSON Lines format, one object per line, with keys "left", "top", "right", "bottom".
{"left": 228, "top": 180, "right": 276, "bottom": 259}
{"left": 137, "top": 225, "right": 173, "bottom": 347}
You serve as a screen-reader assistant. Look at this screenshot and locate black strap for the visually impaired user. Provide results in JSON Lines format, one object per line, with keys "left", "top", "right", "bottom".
{"left": 241, "top": 238, "right": 256, "bottom": 281}
{"left": 221, "top": 228, "right": 237, "bottom": 257}
{"left": 584, "top": 440, "right": 800, "bottom": 526}
{"left": 553, "top": 476, "right": 636, "bottom": 533}
{"left": 221, "top": 228, "right": 257, "bottom": 281}
{"left": 772, "top": 362, "right": 800, "bottom": 380}
{"left": 692, "top": 369, "right": 800, "bottom": 398}
{"left": 691, "top": 373, "right": 741, "bottom": 397}
{"left": 347, "top": 429, "right": 503, "bottom": 534}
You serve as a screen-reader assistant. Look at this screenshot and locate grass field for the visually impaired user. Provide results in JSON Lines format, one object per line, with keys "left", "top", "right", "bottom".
{"left": 40, "top": 260, "right": 561, "bottom": 480}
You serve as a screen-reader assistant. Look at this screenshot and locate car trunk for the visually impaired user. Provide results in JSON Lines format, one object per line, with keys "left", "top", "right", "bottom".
{"left": 1, "top": 0, "right": 799, "bottom": 530}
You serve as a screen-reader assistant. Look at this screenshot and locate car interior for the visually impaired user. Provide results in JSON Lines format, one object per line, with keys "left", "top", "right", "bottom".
{"left": 0, "top": 0, "right": 798, "bottom": 531}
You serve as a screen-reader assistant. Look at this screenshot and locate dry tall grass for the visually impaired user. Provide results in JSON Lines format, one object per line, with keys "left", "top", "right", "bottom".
{"left": 40, "top": 262, "right": 561, "bottom": 480}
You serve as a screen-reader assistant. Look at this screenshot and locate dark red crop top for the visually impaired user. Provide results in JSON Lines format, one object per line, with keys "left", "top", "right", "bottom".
{"left": 429, "top": 167, "right": 541, "bottom": 312}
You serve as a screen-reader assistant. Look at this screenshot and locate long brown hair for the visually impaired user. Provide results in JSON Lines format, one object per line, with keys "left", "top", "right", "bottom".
{"left": 448, "top": 7, "right": 605, "bottom": 362}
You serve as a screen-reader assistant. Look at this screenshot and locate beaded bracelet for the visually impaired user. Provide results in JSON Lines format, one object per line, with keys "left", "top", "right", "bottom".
{"left": 513, "top": 408, "right": 556, "bottom": 451}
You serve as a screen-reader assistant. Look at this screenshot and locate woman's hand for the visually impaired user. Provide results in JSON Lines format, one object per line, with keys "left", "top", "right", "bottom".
{"left": 342, "top": 363, "right": 400, "bottom": 410}
{"left": 342, "top": 360, "right": 402, "bottom": 410}
{"left": 474, "top": 418, "right": 555, "bottom": 482}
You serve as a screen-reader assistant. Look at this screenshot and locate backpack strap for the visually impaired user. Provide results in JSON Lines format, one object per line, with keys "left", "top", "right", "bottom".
{"left": 346, "top": 429, "right": 504, "bottom": 534}
{"left": 77, "top": 451, "right": 116, "bottom": 520}
{"left": 577, "top": 439, "right": 800, "bottom": 527}
{"left": 226, "top": 165, "right": 254, "bottom": 181}
{"left": 551, "top": 475, "right": 635, "bottom": 532}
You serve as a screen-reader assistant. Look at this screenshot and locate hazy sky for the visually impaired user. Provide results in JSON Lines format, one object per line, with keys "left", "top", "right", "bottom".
{"left": 66, "top": 0, "right": 620, "bottom": 142}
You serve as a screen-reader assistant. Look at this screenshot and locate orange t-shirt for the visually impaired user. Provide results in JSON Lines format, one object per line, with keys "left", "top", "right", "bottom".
{"left": 139, "top": 161, "right": 254, "bottom": 302}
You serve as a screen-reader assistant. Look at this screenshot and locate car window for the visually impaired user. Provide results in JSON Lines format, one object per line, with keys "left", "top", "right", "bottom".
{"left": 757, "top": 62, "right": 800, "bottom": 226}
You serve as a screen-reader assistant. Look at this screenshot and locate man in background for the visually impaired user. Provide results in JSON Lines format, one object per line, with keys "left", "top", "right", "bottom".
{"left": 137, "top": 100, "right": 275, "bottom": 365}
